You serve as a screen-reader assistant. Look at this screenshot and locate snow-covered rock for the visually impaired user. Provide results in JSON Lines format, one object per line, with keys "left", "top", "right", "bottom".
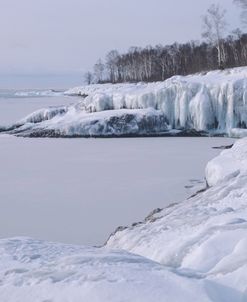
{"left": 66, "top": 67, "right": 247, "bottom": 134}
{"left": 19, "top": 106, "right": 68, "bottom": 124}
{"left": 106, "top": 137, "right": 247, "bottom": 301}
{"left": 2, "top": 67, "right": 247, "bottom": 137}
{"left": 6, "top": 108, "right": 169, "bottom": 137}
{"left": 205, "top": 138, "right": 247, "bottom": 186}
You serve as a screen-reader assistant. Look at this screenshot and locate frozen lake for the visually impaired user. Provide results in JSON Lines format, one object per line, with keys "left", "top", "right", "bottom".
{"left": 0, "top": 93, "right": 235, "bottom": 245}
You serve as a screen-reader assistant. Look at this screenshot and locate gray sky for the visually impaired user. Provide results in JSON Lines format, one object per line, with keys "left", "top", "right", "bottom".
{"left": 0, "top": 0, "right": 243, "bottom": 86}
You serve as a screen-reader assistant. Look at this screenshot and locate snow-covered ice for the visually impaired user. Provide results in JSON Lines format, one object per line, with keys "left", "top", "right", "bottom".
{"left": 3, "top": 67, "right": 247, "bottom": 137}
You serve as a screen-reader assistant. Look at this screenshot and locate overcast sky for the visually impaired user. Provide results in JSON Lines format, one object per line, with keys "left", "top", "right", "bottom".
{"left": 0, "top": 0, "right": 244, "bottom": 87}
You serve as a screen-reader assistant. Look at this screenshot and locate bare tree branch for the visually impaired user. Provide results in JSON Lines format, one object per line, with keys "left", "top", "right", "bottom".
{"left": 84, "top": 72, "right": 93, "bottom": 85}
{"left": 93, "top": 59, "right": 105, "bottom": 83}
{"left": 202, "top": 4, "right": 227, "bottom": 69}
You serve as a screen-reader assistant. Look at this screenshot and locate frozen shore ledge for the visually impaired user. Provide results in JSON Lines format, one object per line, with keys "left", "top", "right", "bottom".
{"left": 1, "top": 138, "right": 247, "bottom": 301}
{"left": 1, "top": 67, "right": 247, "bottom": 137}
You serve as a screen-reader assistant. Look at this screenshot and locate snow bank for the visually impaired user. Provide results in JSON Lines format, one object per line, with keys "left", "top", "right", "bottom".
{"left": 0, "top": 237, "right": 208, "bottom": 302}
{"left": 1, "top": 67, "right": 247, "bottom": 137}
{"left": 205, "top": 138, "right": 247, "bottom": 186}
{"left": 106, "top": 138, "right": 247, "bottom": 301}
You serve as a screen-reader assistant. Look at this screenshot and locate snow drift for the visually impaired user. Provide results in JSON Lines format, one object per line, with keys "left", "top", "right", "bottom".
{"left": 1, "top": 67, "right": 247, "bottom": 137}
{"left": 1, "top": 238, "right": 200, "bottom": 302}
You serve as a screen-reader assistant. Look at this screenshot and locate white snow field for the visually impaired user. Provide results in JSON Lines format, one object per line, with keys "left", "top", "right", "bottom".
{"left": 1, "top": 138, "right": 247, "bottom": 301}
{"left": 2, "top": 67, "right": 247, "bottom": 137}
{"left": 0, "top": 238, "right": 210, "bottom": 302}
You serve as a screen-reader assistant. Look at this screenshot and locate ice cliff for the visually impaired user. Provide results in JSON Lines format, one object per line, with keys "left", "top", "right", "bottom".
{"left": 1, "top": 67, "right": 247, "bottom": 137}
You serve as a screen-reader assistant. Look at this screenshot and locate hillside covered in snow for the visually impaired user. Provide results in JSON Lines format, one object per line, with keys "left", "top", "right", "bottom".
{"left": 1, "top": 138, "right": 247, "bottom": 301}
{"left": 1, "top": 67, "right": 247, "bottom": 137}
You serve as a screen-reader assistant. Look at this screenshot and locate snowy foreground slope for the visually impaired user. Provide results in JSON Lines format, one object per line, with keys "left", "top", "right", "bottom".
{"left": 1, "top": 139, "right": 247, "bottom": 301}
{"left": 2, "top": 67, "right": 247, "bottom": 137}
{"left": 0, "top": 238, "right": 211, "bottom": 302}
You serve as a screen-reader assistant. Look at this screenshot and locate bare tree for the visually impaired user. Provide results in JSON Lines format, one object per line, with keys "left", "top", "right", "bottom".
{"left": 91, "top": 32, "right": 247, "bottom": 83}
{"left": 202, "top": 4, "right": 227, "bottom": 69}
{"left": 93, "top": 59, "right": 105, "bottom": 83}
{"left": 234, "top": 0, "right": 247, "bottom": 25}
{"left": 105, "top": 50, "right": 119, "bottom": 83}
{"left": 84, "top": 71, "right": 93, "bottom": 85}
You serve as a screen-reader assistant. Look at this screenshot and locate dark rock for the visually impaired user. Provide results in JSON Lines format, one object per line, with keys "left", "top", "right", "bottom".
{"left": 212, "top": 144, "right": 233, "bottom": 150}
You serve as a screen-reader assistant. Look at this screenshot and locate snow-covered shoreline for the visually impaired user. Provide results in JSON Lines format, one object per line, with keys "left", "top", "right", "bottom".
{"left": 1, "top": 67, "right": 247, "bottom": 138}
{"left": 1, "top": 137, "right": 247, "bottom": 301}
{"left": 1, "top": 67, "right": 247, "bottom": 300}
{"left": 0, "top": 138, "right": 247, "bottom": 302}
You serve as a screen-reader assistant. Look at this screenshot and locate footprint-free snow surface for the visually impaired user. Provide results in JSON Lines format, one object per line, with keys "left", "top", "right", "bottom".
{"left": 2, "top": 138, "right": 247, "bottom": 301}
{"left": 2, "top": 67, "right": 247, "bottom": 137}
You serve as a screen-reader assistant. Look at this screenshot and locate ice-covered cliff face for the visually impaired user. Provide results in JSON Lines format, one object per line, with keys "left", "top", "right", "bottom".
{"left": 2, "top": 67, "right": 247, "bottom": 137}
{"left": 106, "top": 138, "right": 247, "bottom": 301}
{"left": 66, "top": 67, "right": 247, "bottom": 135}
